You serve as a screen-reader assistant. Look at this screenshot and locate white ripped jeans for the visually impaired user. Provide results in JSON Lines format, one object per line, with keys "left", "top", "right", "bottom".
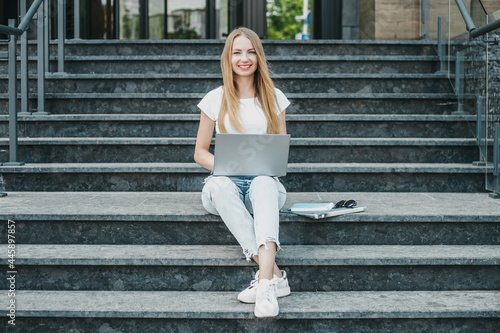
{"left": 201, "top": 175, "right": 287, "bottom": 261}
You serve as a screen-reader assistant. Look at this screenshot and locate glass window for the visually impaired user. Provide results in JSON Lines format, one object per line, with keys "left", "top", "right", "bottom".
{"left": 216, "top": 0, "right": 230, "bottom": 39}
{"left": 267, "top": 0, "right": 311, "bottom": 40}
{"left": 149, "top": 0, "right": 166, "bottom": 39}
{"left": 120, "top": 0, "right": 140, "bottom": 39}
{"left": 167, "top": 0, "right": 205, "bottom": 39}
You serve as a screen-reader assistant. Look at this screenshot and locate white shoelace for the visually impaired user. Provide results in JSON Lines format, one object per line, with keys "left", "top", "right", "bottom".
{"left": 256, "top": 279, "right": 278, "bottom": 301}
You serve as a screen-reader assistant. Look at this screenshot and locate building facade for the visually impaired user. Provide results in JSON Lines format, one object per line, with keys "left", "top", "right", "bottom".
{"left": 1, "top": 0, "right": 499, "bottom": 40}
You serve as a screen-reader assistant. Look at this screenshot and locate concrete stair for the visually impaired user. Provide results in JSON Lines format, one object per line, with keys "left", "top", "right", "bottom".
{"left": 1, "top": 191, "right": 500, "bottom": 331}
{"left": 1, "top": 39, "right": 499, "bottom": 331}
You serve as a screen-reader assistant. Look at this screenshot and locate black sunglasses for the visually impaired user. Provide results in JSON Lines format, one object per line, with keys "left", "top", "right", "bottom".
{"left": 335, "top": 200, "right": 357, "bottom": 208}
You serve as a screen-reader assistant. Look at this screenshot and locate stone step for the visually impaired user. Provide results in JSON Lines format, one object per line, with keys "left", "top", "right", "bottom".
{"left": 0, "top": 73, "right": 453, "bottom": 94}
{"left": 0, "top": 114, "right": 475, "bottom": 138}
{"left": 0, "top": 137, "right": 479, "bottom": 164}
{"left": 0, "top": 92, "right": 471, "bottom": 115}
{"left": 0, "top": 55, "right": 444, "bottom": 74}
{"left": 2, "top": 244, "right": 499, "bottom": 292}
{"left": 1, "top": 290, "right": 498, "bottom": 332}
{"left": 0, "top": 163, "right": 488, "bottom": 192}
{"left": 1, "top": 39, "right": 441, "bottom": 56}
{"left": 1, "top": 192, "right": 498, "bottom": 246}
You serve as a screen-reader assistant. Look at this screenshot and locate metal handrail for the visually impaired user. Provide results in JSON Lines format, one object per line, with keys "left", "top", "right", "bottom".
{"left": 0, "top": 0, "right": 48, "bottom": 168}
{"left": 455, "top": 0, "right": 500, "bottom": 38}
{"left": 0, "top": 0, "right": 44, "bottom": 36}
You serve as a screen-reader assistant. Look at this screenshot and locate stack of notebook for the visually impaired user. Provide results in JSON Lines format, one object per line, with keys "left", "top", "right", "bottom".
{"left": 281, "top": 202, "right": 365, "bottom": 219}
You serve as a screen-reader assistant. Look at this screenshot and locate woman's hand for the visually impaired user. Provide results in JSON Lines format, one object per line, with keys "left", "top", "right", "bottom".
{"left": 194, "top": 111, "right": 216, "bottom": 171}
{"left": 279, "top": 109, "right": 287, "bottom": 134}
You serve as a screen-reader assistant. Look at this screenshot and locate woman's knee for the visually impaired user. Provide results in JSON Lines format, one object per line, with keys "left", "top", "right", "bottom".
{"left": 250, "top": 176, "right": 277, "bottom": 192}
{"left": 250, "top": 176, "right": 286, "bottom": 206}
{"left": 201, "top": 176, "right": 238, "bottom": 214}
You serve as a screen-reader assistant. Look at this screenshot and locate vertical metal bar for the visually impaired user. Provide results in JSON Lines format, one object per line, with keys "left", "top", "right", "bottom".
{"left": 437, "top": 16, "right": 443, "bottom": 73}
{"left": 20, "top": 0, "right": 31, "bottom": 115}
{"left": 36, "top": 2, "right": 49, "bottom": 115}
{"left": 74, "top": 0, "right": 80, "bottom": 38}
{"left": 8, "top": 20, "right": 18, "bottom": 163}
{"left": 206, "top": 0, "right": 216, "bottom": 39}
{"left": 437, "top": 16, "right": 446, "bottom": 73}
{"left": 477, "top": 96, "right": 483, "bottom": 147}
{"left": 455, "top": 51, "right": 464, "bottom": 113}
{"left": 485, "top": 34, "right": 489, "bottom": 163}
{"left": 58, "top": 0, "right": 66, "bottom": 73}
{"left": 421, "top": 0, "right": 429, "bottom": 39}
{"left": 139, "top": 0, "right": 148, "bottom": 39}
{"left": 6, "top": 20, "right": 24, "bottom": 166}
{"left": 44, "top": 0, "right": 49, "bottom": 72}
{"left": 494, "top": 123, "right": 499, "bottom": 176}
{"left": 115, "top": 0, "right": 120, "bottom": 39}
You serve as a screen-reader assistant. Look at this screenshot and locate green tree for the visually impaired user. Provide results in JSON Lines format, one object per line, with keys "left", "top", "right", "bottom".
{"left": 267, "top": 0, "right": 310, "bottom": 39}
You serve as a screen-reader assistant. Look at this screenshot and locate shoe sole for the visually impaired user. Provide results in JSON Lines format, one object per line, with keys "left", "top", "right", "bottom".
{"left": 238, "top": 285, "right": 291, "bottom": 304}
{"left": 254, "top": 309, "right": 279, "bottom": 318}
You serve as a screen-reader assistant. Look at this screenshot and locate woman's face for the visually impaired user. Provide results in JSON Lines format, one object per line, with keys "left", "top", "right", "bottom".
{"left": 231, "top": 35, "right": 258, "bottom": 78}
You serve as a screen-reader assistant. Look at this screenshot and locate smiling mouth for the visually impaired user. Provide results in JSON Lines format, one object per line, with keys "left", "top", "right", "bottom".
{"left": 239, "top": 65, "right": 252, "bottom": 69}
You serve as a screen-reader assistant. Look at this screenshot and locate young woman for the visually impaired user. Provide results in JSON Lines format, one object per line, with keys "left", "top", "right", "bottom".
{"left": 194, "top": 27, "right": 291, "bottom": 318}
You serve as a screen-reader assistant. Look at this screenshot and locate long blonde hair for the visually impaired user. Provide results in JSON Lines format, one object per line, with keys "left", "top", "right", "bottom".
{"left": 219, "top": 27, "right": 280, "bottom": 134}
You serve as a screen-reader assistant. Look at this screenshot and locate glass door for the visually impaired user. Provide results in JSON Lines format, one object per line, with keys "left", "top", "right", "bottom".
{"left": 75, "top": 0, "right": 229, "bottom": 39}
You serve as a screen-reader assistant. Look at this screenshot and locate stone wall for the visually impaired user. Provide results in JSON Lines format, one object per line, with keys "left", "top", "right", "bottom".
{"left": 374, "top": 0, "right": 420, "bottom": 40}
{"left": 463, "top": 32, "right": 500, "bottom": 155}
{"left": 363, "top": 0, "right": 499, "bottom": 40}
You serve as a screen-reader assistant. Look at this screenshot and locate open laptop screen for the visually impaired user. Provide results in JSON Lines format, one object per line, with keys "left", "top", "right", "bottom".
{"left": 213, "top": 133, "right": 291, "bottom": 177}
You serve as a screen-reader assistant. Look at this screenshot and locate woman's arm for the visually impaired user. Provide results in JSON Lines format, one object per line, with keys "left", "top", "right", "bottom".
{"left": 278, "top": 109, "right": 287, "bottom": 134}
{"left": 194, "top": 111, "right": 216, "bottom": 171}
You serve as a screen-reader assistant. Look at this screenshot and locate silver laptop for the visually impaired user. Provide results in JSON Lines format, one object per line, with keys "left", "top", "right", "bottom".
{"left": 213, "top": 133, "right": 291, "bottom": 177}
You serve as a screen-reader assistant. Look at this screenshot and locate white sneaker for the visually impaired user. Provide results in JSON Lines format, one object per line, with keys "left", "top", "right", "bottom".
{"left": 254, "top": 278, "right": 279, "bottom": 318}
{"left": 237, "top": 270, "right": 291, "bottom": 304}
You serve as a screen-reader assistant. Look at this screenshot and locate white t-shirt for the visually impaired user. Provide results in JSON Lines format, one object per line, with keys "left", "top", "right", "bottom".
{"left": 197, "top": 86, "right": 290, "bottom": 134}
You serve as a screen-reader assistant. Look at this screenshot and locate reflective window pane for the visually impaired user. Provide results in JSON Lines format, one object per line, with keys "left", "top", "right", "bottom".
{"left": 167, "top": 0, "right": 206, "bottom": 39}
{"left": 216, "top": 0, "right": 230, "bottom": 39}
{"left": 120, "top": 0, "right": 141, "bottom": 39}
{"left": 149, "top": 0, "right": 166, "bottom": 39}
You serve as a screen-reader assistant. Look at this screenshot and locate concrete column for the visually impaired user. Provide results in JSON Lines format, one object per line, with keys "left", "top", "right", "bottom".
{"left": 242, "top": 0, "right": 266, "bottom": 39}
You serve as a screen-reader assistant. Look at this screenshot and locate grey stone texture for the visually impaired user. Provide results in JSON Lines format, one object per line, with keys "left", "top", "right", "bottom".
{"left": 0, "top": 114, "right": 475, "bottom": 138}
{"left": 1, "top": 38, "right": 499, "bottom": 330}
{"left": 0, "top": 163, "right": 488, "bottom": 192}
{"left": 1, "top": 290, "right": 499, "bottom": 319}
{"left": 2, "top": 191, "right": 500, "bottom": 221}
{"left": 0, "top": 137, "right": 480, "bottom": 164}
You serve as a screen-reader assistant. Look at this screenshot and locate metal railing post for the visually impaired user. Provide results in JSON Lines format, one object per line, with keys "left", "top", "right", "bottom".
{"left": 74, "top": 0, "right": 80, "bottom": 39}
{"left": 44, "top": 0, "right": 49, "bottom": 71}
{"left": 473, "top": 95, "right": 487, "bottom": 166}
{"left": 57, "top": 0, "right": 66, "bottom": 73}
{"left": 454, "top": 51, "right": 465, "bottom": 113}
{"left": 477, "top": 96, "right": 484, "bottom": 147}
{"left": 35, "top": 1, "right": 49, "bottom": 115}
{"left": 5, "top": 20, "right": 25, "bottom": 166}
{"left": 494, "top": 123, "right": 499, "bottom": 177}
{"left": 421, "top": 0, "right": 430, "bottom": 39}
{"left": 437, "top": 16, "right": 446, "bottom": 74}
{"left": 20, "top": 0, "right": 31, "bottom": 115}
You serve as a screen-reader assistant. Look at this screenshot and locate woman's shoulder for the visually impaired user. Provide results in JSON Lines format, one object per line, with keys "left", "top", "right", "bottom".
{"left": 273, "top": 87, "right": 289, "bottom": 101}
{"left": 204, "top": 86, "right": 224, "bottom": 99}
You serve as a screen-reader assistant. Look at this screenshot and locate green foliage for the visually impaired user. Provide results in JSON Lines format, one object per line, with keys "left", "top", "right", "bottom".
{"left": 267, "top": 0, "right": 309, "bottom": 40}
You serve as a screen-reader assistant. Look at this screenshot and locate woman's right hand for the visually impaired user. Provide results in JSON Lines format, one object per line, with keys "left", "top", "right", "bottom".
{"left": 194, "top": 111, "right": 216, "bottom": 171}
